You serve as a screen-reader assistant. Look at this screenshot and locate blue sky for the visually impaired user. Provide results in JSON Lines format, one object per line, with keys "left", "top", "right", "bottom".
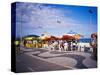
{"left": 15, "top": 2, "right": 97, "bottom": 38}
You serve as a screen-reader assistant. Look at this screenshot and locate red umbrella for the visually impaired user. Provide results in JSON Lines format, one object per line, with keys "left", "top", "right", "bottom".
{"left": 61, "top": 35, "right": 75, "bottom": 40}
{"left": 42, "top": 36, "right": 58, "bottom": 41}
{"left": 43, "top": 37, "right": 51, "bottom": 41}
{"left": 50, "top": 36, "right": 59, "bottom": 40}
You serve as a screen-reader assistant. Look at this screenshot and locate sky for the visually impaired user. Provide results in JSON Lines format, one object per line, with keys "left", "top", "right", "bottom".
{"left": 15, "top": 2, "right": 97, "bottom": 38}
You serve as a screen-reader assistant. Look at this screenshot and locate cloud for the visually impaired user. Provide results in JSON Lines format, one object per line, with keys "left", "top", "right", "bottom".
{"left": 16, "top": 3, "right": 97, "bottom": 37}
{"left": 31, "top": 4, "right": 80, "bottom": 30}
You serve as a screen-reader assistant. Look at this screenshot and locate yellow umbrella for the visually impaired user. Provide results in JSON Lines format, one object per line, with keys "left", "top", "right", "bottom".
{"left": 73, "top": 34, "right": 82, "bottom": 40}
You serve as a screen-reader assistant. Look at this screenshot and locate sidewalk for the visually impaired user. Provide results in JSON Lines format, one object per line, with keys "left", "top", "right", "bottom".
{"left": 22, "top": 48, "right": 97, "bottom": 69}
{"left": 16, "top": 53, "right": 70, "bottom": 73}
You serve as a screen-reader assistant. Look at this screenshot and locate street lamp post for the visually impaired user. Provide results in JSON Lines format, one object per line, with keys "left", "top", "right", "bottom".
{"left": 20, "top": 9, "right": 24, "bottom": 52}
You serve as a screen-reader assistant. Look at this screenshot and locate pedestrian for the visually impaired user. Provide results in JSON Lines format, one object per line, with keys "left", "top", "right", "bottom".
{"left": 60, "top": 41, "right": 64, "bottom": 51}
{"left": 90, "top": 33, "right": 97, "bottom": 60}
{"left": 64, "top": 42, "right": 68, "bottom": 52}
{"left": 68, "top": 41, "right": 71, "bottom": 51}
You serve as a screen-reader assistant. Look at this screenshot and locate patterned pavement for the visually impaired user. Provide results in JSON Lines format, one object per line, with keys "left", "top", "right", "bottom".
{"left": 16, "top": 48, "right": 97, "bottom": 72}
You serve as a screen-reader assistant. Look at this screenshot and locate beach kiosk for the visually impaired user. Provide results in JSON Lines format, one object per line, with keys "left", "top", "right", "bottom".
{"left": 23, "top": 35, "right": 39, "bottom": 48}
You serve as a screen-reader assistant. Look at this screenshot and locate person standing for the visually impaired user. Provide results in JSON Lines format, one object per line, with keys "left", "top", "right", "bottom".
{"left": 90, "top": 33, "right": 97, "bottom": 60}
{"left": 60, "top": 41, "right": 64, "bottom": 51}
{"left": 64, "top": 42, "right": 68, "bottom": 52}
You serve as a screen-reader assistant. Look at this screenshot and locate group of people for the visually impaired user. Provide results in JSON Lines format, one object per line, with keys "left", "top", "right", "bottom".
{"left": 43, "top": 40, "right": 78, "bottom": 52}
{"left": 15, "top": 33, "right": 97, "bottom": 60}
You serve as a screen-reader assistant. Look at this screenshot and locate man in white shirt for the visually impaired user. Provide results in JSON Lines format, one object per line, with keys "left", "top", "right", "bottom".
{"left": 64, "top": 42, "right": 68, "bottom": 52}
